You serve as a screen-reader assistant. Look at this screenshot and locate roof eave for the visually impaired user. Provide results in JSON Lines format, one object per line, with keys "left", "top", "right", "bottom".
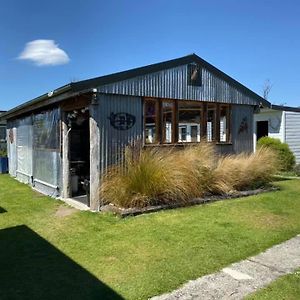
{"left": 1, "top": 84, "right": 73, "bottom": 120}
{"left": 271, "top": 104, "right": 300, "bottom": 113}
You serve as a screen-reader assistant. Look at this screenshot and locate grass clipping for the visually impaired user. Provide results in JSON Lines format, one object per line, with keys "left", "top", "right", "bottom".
{"left": 100, "top": 144, "right": 278, "bottom": 208}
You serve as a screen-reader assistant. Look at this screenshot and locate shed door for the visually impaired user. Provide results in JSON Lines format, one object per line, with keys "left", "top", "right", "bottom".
{"left": 256, "top": 121, "right": 268, "bottom": 141}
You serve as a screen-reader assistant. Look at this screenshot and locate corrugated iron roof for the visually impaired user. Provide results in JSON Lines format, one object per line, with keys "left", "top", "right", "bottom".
{"left": 1, "top": 53, "right": 271, "bottom": 120}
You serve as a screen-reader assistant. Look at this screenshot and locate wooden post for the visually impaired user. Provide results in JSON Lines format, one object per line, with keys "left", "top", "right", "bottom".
{"left": 174, "top": 100, "right": 178, "bottom": 143}
{"left": 61, "top": 112, "right": 71, "bottom": 199}
{"left": 201, "top": 102, "right": 207, "bottom": 140}
{"left": 89, "top": 92, "right": 100, "bottom": 211}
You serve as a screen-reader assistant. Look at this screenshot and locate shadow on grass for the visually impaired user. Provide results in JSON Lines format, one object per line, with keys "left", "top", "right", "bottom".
{"left": 0, "top": 225, "right": 124, "bottom": 300}
{"left": 0, "top": 206, "right": 7, "bottom": 213}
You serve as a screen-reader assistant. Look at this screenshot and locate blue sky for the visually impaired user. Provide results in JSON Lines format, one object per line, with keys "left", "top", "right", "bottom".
{"left": 1, "top": 0, "right": 300, "bottom": 110}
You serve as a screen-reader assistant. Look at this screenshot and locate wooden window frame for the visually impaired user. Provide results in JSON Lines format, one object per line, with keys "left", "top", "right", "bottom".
{"left": 218, "top": 104, "right": 231, "bottom": 143}
{"left": 207, "top": 103, "right": 217, "bottom": 142}
{"left": 144, "top": 98, "right": 160, "bottom": 144}
{"left": 161, "top": 99, "right": 176, "bottom": 144}
{"left": 143, "top": 98, "right": 232, "bottom": 146}
{"left": 177, "top": 100, "right": 203, "bottom": 143}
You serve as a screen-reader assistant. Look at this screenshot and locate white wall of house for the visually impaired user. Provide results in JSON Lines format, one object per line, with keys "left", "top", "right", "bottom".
{"left": 254, "top": 109, "right": 300, "bottom": 164}
{"left": 285, "top": 111, "right": 300, "bottom": 164}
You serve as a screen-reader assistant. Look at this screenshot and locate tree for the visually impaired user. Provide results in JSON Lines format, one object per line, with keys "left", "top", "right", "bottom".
{"left": 262, "top": 79, "right": 272, "bottom": 100}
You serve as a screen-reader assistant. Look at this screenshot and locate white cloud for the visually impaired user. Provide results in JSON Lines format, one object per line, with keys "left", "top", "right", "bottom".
{"left": 18, "top": 39, "right": 70, "bottom": 66}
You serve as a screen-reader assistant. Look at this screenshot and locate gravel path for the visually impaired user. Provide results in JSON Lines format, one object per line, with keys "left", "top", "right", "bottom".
{"left": 151, "top": 234, "right": 300, "bottom": 300}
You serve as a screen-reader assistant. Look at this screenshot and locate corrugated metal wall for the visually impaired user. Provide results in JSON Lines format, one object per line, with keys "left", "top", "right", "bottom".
{"left": 285, "top": 111, "right": 300, "bottom": 163}
{"left": 98, "top": 94, "right": 143, "bottom": 175}
{"left": 231, "top": 105, "right": 254, "bottom": 153}
{"left": 98, "top": 64, "right": 258, "bottom": 106}
{"left": 96, "top": 95, "right": 254, "bottom": 177}
{"left": 6, "top": 121, "right": 17, "bottom": 177}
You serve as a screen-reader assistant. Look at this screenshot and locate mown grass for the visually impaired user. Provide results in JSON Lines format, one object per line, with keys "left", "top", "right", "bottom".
{"left": 1, "top": 175, "right": 300, "bottom": 299}
{"left": 247, "top": 268, "right": 300, "bottom": 300}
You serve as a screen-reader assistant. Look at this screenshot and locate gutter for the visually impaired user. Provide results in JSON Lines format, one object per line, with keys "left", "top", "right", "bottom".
{"left": 271, "top": 104, "right": 300, "bottom": 113}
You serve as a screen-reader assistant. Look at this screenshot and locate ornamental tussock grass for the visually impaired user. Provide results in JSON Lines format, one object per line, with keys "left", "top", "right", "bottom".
{"left": 100, "top": 147, "right": 183, "bottom": 208}
{"left": 166, "top": 143, "right": 218, "bottom": 199}
{"left": 100, "top": 144, "right": 279, "bottom": 208}
{"left": 214, "top": 147, "right": 279, "bottom": 191}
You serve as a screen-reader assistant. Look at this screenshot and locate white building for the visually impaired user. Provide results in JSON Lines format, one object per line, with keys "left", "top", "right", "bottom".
{"left": 254, "top": 105, "right": 300, "bottom": 163}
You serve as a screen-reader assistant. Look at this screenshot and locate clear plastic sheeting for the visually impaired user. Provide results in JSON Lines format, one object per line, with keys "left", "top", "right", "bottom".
{"left": 33, "top": 109, "right": 60, "bottom": 150}
{"left": 33, "top": 150, "right": 60, "bottom": 187}
{"left": 16, "top": 116, "right": 33, "bottom": 177}
{"left": 33, "top": 108, "right": 60, "bottom": 187}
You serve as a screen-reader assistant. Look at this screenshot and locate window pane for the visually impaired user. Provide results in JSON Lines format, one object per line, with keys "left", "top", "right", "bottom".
{"left": 178, "top": 101, "right": 201, "bottom": 143}
{"left": 220, "top": 106, "right": 228, "bottom": 142}
{"left": 162, "top": 101, "right": 174, "bottom": 143}
{"left": 145, "top": 100, "right": 157, "bottom": 144}
{"left": 207, "top": 105, "right": 215, "bottom": 142}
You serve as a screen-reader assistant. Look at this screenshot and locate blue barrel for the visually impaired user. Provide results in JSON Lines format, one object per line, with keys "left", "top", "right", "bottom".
{"left": 0, "top": 157, "right": 8, "bottom": 173}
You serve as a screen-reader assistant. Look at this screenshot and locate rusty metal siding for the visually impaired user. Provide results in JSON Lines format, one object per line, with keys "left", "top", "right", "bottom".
{"left": 98, "top": 94, "right": 143, "bottom": 176}
{"left": 231, "top": 105, "right": 254, "bottom": 153}
{"left": 98, "top": 65, "right": 258, "bottom": 106}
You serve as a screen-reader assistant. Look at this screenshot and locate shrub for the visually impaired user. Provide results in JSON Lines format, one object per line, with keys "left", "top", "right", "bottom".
{"left": 215, "top": 147, "right": 279, "bottom": 191}
{"left": 0, "top": 149, "right": 7, "bottom": 157}
{"left": 257, "top": 137, "right": 295, "bottom": 171}
{"left": 100, "top": 147, "right": 184, "bottom": 208}
{"left": 294, "top": 164, "right": 300, "bottom": 176}
{"left": 168, "top": 143, "right": 219, "bottom": 198}
{"left": 100, "top": 143, "right": 279, "bottom": 208}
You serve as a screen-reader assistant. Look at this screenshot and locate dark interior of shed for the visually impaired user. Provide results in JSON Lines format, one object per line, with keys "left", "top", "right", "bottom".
{"left": 68, "top": 108, "right": 90, "bottom": 200}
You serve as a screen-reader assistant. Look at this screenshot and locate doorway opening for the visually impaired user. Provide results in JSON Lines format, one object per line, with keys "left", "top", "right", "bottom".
{"left": 256, "top": 121, "right": 268, "bottom": 141}
{"left": 67, "top": 108, "right": 90, "bottom": 206}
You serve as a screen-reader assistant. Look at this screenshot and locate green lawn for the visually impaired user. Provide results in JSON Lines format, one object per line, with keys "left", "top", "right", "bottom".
{"left": 247, "top": 269, "right": 300, "bottom": 300}
{"left": 0, "top": 175, "right": 300, "bottom": 299}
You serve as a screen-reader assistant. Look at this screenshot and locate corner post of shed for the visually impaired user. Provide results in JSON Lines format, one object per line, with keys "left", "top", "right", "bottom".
{"left": 89, "top": 90, "right": 100, "bottom": 211}
{"left": 61, "top": 111, "right": 71, "bottom": 199}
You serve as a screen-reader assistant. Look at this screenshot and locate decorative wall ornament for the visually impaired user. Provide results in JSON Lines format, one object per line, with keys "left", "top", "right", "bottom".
{"left": 269, "top": 116, "right": 281, "bottom": 131}
{"left": 238, "top": 117, "right": 248, "bottom": 134}
{"left": 9, "top": 129, "right": 14, "bottom": 144}
{"left": 108, "top": 112, "right": 136, "bottom": 130}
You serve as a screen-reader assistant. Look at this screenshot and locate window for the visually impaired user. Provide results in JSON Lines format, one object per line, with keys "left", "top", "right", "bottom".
{"left": 178, "top": 101, "right": 202, "bottom": 143}
{"left": 144, "top": 99, "right": 158, "bottom": 144}
{"left": 207, "top": 104, "right": 216, "bottom": 142}
{"left": 143, "top": 99, "right": 231, "bottom": 145}
{"left": 220, "top": 105, "right": 230, "bottom": 142}
{"left": 162, "top": 101, "right": 174, "bottom": 143}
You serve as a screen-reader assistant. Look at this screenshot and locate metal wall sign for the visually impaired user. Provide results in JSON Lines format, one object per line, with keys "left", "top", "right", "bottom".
{"left": 238, "top": 117, "right": 248, "bottom": 134}
{"left": 108, "top": 112, "right": 136, "bottom": 130}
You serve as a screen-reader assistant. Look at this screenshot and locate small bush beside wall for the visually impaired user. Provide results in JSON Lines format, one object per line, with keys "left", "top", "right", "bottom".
{"left": 100, "top": 143, "right": 279, "bottom": 209}
{"left": 257, "top": 137, "right": 295, "bottom": 171}
{"left": 294, "top": 164, "right": 300, "bottom": 176}
{"left": 0, "top": 149, "right": 7, "bottom": 157}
